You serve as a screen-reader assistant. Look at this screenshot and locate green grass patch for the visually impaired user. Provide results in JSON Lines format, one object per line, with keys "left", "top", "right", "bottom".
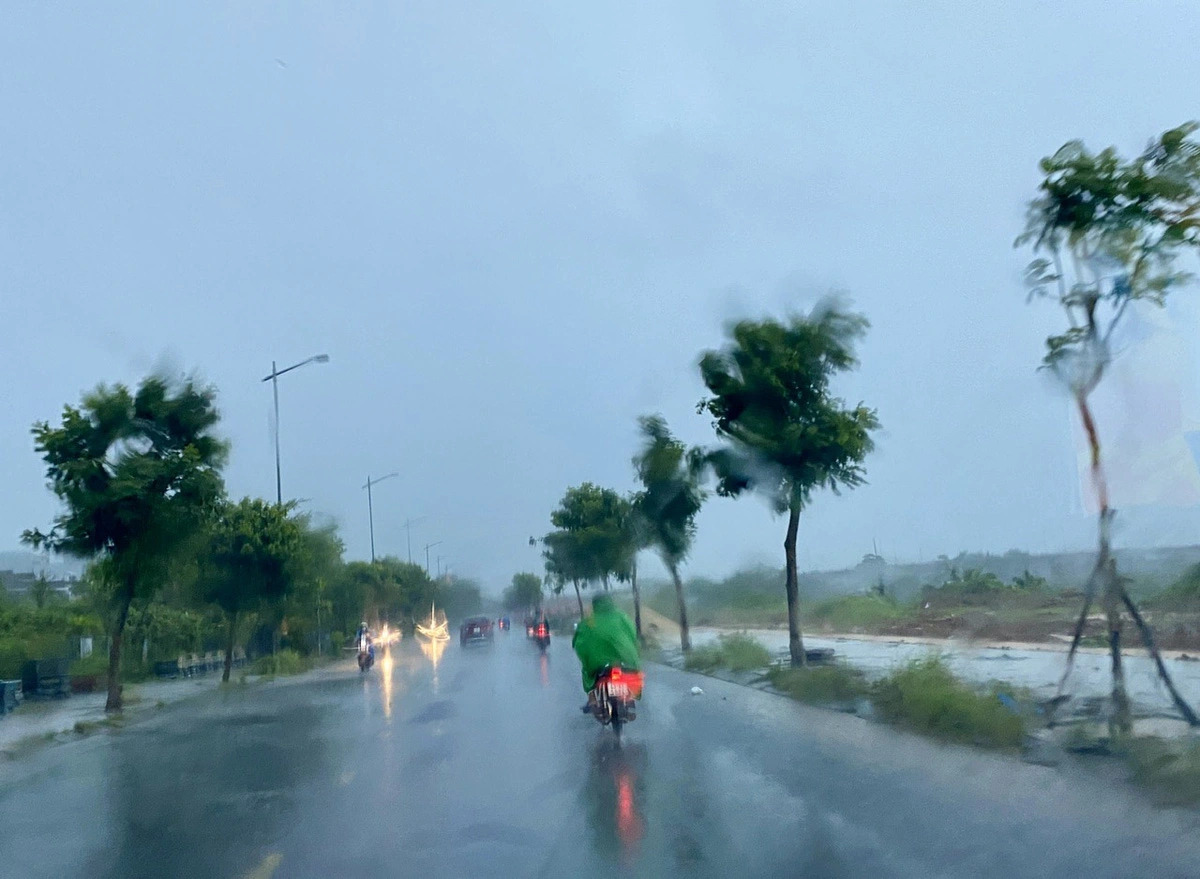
{"left": 251, "top": 649, "right": 311, "bottom": 677}
{"left": 870, "top": 657, "right": 1026, "bottom": 750}
{"left": 720, "top": 633, "right": 773, "bottom": 671}
{"left": 683, "top": 643, "right": 724, "bottom": 673}
{"left": 1124, "top": 737, "right": 1200, "bottom": 806}
{"left": 684, "top": 633, "right": 773, "bottom": 674}
{"left": 809, "top": 593, "right": 907, "bottom": 630}
{"left": 766, "top": 664, "right": 869, "bottom": 704}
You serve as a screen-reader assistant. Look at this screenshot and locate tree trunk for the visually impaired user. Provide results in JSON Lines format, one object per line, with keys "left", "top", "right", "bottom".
{"left": 222, "top": 610, "right": 237, "bottom": 683}
{"left": 631, "top": 557, "right": 643, "bottom": 643}
{"left": 1120, "top": 590, "right": 1199, "bottom": 725}
{"left": 1076, "top": 393, "right": 1131, "bottom": 734}
{"left": 784, "top": 502, "right": 805, "bottom": 667}
{"left": 1103, "top": 560, "right": 1131, "bottom": 736}
{"left": 670, "top": 562, "right": 690, "bottom": 652}
{"left": 573, "top": 580, "right": 584, "bottom": 618}
{"left": 105, "top": 584, "right": 135, "bottom": 713}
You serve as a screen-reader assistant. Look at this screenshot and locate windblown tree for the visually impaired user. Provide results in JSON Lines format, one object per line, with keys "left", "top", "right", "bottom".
{"left": 503, "top": 572, "right": 544, "bottom": 611}
{"left": 1018, "top": 122, "right": 1200, "bottom": 731}
{"left": 366, "top": 557, "right": 439, "bottom": 630}
{"left": 631, "top": 416, "right": 705, "bottom": 652}
{"left": 281, "top": 516, "right": 345, "bottom": 655}
{"left": 199, "top": 497, "right": 304, "bottom": 681}
{"left": 544, "top": 483, "right": 630, "bottom": 615}
{"left": 24, "top": 375, "right": 227, "bottom": 711}
{"left": 541, "top": 528, "right": 591, "bottom": 616}
{"left": 698, "top": 302, "right": 879, "bottom": 666}
{"left": 619, "top": 491, "right": 650, "bottom": 642}
{"left": 437, "top": 576, "right": 483, "bottom": 622}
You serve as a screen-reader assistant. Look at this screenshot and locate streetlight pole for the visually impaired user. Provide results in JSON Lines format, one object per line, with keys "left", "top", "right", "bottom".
{"left": 403, "top": 516, "right": 426, "bottom": 565}
{"left": 262, "top": 354, "right": 330, "bottom": 505}
{"left": 424, "top": 541, "right": 443, "bottom": 576}
{"left": 363, "top": 472, "right": 399, "bottom": 563}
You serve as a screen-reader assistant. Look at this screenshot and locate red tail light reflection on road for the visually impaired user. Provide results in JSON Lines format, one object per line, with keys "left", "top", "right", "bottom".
{"left": 616, "top": 769, "right": 644, "bottom": 854}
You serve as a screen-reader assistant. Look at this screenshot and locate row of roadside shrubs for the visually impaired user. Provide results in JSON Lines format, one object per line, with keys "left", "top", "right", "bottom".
{"left": 685, "top": 633, "right": 1030, "bottom": 750}
{"left": 681, "top": 633, "right": 1200, "bottom": 805}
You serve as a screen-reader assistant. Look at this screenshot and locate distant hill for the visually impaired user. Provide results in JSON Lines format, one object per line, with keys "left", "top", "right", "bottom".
{"left": 662, "top": 544, "right": 1200, "bottom": 606}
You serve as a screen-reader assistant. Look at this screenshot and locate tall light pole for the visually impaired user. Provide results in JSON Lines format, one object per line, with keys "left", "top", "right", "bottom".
{"left": 262, "top": 354, "right": 330, "bottom": 505}
{"left": 424, "top": 540, "right": 443, "bottom": 576}
{"left": 403, "top": 516, "right": 426, "bottom": 565}
{"left": 363, "top": 472, "right": 399, "bottom": 563}
{"left": 436, "top": 555, "right": 446, "bottom": 578}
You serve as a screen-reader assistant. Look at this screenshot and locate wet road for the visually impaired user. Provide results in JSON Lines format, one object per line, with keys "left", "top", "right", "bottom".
{"left": 2, "top": 634, "right": 1199, "bottom": 879}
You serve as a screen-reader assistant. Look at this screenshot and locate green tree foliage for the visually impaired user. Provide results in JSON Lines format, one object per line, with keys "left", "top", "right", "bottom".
{"left": 23, "top": 375, "right": 227, "bottom": 711}
{"left": 277, "top": 516, "right": 344, "bottom": 655}
{"left": 198, "top": 497, "right": 305, "bottom": 681}
{"left": 1018, "top": 123, "right": 1200, "bottom": 731}
{"left": 620, "top": 490, "right": 650, "bottom": 642}
{"left": 631, "top": 415, "right": 705, "bottom": 651}
{"left": 438, "top": 576, "right": 483, "bottom": 623}
{"left": 541, "top": 529, "right": 589, "bottom": 614}
{"left": 372, "top": 557, "right": 439, "bottom": 627}
{"left": 329, "top": 557, "right": 440, "bottom": 635}
{"left": 503, "top": 572, "right": 544, "bottom": 610}
{"left": 29, "top": 574, "right": 53, "bottom": 610}
{"left": 698, "top": 302, "right": 879, "bottom": 666}
{"left": 1011, "top": 570, "right": 1049, "bottom": 592}
{"left": 543, "top": 483, "right": 631, "bottom": 615}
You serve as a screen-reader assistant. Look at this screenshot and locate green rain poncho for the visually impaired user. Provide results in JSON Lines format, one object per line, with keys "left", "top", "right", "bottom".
{"left": 571, "top": 594, "right": 641, "bottom": 693}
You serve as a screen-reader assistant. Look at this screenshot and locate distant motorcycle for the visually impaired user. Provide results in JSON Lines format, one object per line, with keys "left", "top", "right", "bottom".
{"left": 589, "top": 664, "right": 643, "bottom": 740}
{"left": 357, "top": 636, "right": 375, "bottom": 672}
{"left": 535, "top": 621, "right": 551, "bottom": 653}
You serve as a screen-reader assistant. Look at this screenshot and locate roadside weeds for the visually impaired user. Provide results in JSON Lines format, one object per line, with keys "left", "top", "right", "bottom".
{"left": 668, "top": 633, "right": 1200, "bottom": 805}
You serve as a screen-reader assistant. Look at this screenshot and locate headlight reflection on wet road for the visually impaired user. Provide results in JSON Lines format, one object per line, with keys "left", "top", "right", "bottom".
{"left": 381, "top": 649, "right": 394, "bottom": 719}
{"left": 418, "top": 635, "right": 447, "bottom": 692}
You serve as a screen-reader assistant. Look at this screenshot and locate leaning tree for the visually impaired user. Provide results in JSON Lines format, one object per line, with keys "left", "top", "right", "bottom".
{"left": 698, "top": 301, "right": 879, "bottom": 666}
{"left": 1018, "top": 122, "right": 1200, "bottom": 732}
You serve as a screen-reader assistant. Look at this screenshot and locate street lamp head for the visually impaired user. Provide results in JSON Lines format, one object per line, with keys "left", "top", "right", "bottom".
{"left": 363, "top": 471, "right": 400, "bottom": 490}
{"left": 312, "top": 354, "right": 331, "bottom": 364}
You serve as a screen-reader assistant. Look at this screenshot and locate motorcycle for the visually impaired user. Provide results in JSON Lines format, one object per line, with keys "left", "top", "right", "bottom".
{"left": 357, "top": 636, "right": 375, "bottom": 672}
{"left": 589, "top": 664, "right": 643, "bottom": 740}
{"left": 535, "top": 621, "right": 551, "bottom": 653}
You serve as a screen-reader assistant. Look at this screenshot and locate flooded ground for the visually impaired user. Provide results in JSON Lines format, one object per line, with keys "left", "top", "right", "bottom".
{"left": 694, "top": 628, "right": 1200, "bottom": 717}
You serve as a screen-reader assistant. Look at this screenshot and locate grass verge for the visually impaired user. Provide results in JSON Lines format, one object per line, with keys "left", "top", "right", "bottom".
{"left": 766, "top": 664, "right": 869, "bottom": 705}
{"left": 1123, "top": 737, "right": 1200, "bottom": 806}
{"left": 809, "top": 593, "right": 908, "bottom": 630}
{"left": 250, "top": 649, "right": 312, "bottom": 677}
{"left": 870, "top": 657, "right": 1026, "bottom": 750}
{"left": 684, "top": 633, "right": 772, "bottom": 674}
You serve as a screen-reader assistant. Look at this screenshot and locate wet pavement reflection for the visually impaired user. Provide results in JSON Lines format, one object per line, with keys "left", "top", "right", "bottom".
{"left": 586, "top": 740, "right": 647, "bottom": 864}
{"left": 3, "top": 629, "right": 1200, "bottom": 878}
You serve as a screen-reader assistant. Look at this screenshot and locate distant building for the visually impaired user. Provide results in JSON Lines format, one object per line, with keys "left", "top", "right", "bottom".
{"left": 0, "top": 570, "right": 76, "bottom": 600}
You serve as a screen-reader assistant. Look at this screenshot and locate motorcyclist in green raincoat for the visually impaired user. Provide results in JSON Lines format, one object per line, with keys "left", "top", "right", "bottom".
{"left": 572, "top": 594, "right": 641, "bottom": 701}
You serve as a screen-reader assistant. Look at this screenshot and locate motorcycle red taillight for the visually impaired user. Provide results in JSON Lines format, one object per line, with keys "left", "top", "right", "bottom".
{"left": 537, "top": 625, "right": 547, "bottom": 637}
{"left": 605, "top": 668, "right": 643, "bottom": 697}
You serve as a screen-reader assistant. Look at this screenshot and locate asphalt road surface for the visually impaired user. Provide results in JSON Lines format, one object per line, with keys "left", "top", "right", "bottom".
{"left": 2, "top": 633, "right": 1200, "bottom": 879}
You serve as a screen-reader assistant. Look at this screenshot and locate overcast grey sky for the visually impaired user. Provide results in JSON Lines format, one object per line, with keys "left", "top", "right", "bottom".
{"left": 4, "top": 2, "right": 1200, "bottom": 589}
